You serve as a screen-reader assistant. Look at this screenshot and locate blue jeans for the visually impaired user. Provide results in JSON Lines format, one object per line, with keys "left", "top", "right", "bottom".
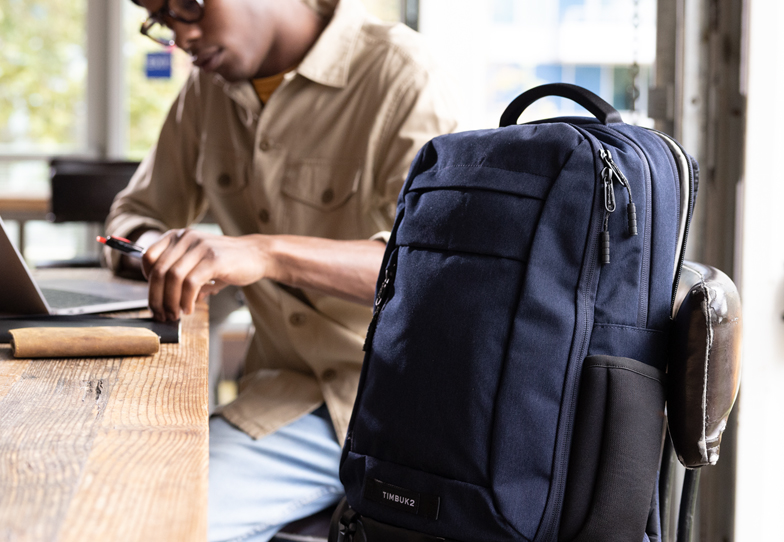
{"left": 208, "top": 405, "right": 344, "bottom": 542}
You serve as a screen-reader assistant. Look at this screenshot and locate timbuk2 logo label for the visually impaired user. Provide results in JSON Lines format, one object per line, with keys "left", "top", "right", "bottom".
{"left": 381, "top": 490, "right": 417, "bottom": 508}
{"left": 363, "top": 478, "right": 421, "bottom": 516}
{"left": 362, "top": 478, "right": 441, "bottom": 520}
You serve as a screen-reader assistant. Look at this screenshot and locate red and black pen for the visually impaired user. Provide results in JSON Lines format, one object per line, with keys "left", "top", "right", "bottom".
{"left": 97, "top": 235, "right": 145, "bottom": 259}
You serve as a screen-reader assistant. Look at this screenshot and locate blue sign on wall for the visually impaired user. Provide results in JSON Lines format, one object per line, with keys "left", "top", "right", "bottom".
{"left": 146, "top": 51, "right": 172, "bottom": 79}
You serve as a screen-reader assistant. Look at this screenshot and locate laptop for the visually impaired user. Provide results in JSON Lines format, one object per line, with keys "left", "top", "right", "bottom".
{"left": 0, "top": 216, "right": 149, "bottom": 316}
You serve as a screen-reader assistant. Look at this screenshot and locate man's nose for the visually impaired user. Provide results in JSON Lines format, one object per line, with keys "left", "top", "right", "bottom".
{"left": 172, "top": 20, "right": 202, "bottom": 50}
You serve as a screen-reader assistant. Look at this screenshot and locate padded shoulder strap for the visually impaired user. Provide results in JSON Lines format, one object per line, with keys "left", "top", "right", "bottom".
{"left": 668, "top": 262, "right": 742, "bottom": 468}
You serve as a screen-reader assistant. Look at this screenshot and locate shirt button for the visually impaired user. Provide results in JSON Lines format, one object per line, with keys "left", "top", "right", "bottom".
{"left": 217, "top": 174, "right": 231, "bottom": 187}
{"left": 258, "top": 209, "right": 270, "bottom": 223}
{"left": 259, "top": 139, "right": 271, "bottom": 151}
{"left": 321, "top": 188, "right": 335, "bottom": 204}
{"left": 321, "top": 369, "right": 337, "bottom": 382}
{"left": 289, "top": 313, "right": 306, "bottom": 326}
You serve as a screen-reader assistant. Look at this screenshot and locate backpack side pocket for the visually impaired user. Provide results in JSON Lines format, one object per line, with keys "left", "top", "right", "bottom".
{"left": 558, "top": 355, "right": 666, "bottom": 542}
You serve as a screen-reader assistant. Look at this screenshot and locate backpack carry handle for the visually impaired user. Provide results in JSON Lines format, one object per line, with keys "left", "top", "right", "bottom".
{"left": 500, "top": 83, "right": 623, "bottom": 127}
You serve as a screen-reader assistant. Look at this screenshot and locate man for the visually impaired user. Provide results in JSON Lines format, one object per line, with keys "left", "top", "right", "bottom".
{"left": 107, "top": 0, "right": 460, "bottom": 540}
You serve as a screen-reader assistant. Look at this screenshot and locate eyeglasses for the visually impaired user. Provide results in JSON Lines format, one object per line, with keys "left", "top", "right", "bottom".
{"left": 140, "top": 0, "right": 205, "bottom": 47}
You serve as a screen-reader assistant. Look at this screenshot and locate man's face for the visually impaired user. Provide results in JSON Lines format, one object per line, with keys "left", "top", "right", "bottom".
{"left": 139, "top": 0, "right": 275, "bottom": 81}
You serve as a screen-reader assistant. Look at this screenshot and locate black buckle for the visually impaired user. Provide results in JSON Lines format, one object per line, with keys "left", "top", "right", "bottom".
{"left": 336, "top": 508, "right": 358, "bottom": 542}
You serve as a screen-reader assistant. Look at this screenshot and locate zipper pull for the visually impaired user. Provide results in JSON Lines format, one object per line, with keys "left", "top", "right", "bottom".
{"left": 599, "top": 169, "right": 614, "bottom": 265}
{"left": 600, "top": 214, "right": 611, "bottom": 265}
{"left": 603, "top": 167, "right": 616, "bottom": 214}
{"left": 600, "top": 148, "right": 638, "bottom": 236}
{"left": 363, "top": 261, "right": 396, "bottom": 352}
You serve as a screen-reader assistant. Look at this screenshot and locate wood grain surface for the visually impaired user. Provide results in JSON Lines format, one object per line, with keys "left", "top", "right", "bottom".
{"left": 0, "top": 302, "right": 209, "bottom": 542}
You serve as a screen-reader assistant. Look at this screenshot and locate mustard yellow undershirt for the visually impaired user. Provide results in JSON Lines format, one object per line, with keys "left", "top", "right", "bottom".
{"left": 252, "top": 71, "right": 289, "bottom": 104}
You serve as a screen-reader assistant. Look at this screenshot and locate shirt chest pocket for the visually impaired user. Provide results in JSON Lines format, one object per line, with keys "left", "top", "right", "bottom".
{"left": 281, "top": 160, "right": 363, "bottom": 238}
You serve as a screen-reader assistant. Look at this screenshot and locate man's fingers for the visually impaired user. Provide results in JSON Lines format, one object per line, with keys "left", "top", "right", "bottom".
{"left": 169, "top": 237, "right": 224, "bottom": 315}
{"left": 159, "top": 238, "right": 218, "bottom": 319}
{"left": 141, "top": 230, "right": 182, "bottom": 280}
{"left": 179, "top": 266, "right": 222, "bottom": 315}
{"left": 146, "top": 230, "right": 195, "bottom": 320}
{"left": 143, "top": 230, "right": 264, "bottom": 320}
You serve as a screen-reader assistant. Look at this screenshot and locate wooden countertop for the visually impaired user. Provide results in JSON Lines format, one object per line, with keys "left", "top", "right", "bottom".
{"left": 0, "top": 298, "right": 209, "bottom": 541}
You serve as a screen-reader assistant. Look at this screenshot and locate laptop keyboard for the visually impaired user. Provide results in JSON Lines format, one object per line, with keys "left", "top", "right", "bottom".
{"left": 40, "top": 288, "right": 122, "bottom": 309}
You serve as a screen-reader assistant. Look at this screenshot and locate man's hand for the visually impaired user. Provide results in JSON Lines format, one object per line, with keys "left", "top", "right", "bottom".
{"left": 140, "top": 229, "right": 386, "bottom": 322}
{"left": 142, "top": 229, "right": 273, "bottom": 321}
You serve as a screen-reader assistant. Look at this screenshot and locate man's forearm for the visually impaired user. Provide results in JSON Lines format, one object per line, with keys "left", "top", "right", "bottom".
{"left": 265, "top": 235, "right": 386, "bottom": 306}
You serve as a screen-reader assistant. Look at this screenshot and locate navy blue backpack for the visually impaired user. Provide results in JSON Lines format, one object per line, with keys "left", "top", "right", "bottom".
{"left": 334, "top": 84, "right": 697, "bottom": 542}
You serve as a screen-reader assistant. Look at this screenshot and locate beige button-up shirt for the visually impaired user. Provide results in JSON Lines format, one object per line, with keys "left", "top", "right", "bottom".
{"left": 105, "top": 0, "right": 460, "bottom": 442}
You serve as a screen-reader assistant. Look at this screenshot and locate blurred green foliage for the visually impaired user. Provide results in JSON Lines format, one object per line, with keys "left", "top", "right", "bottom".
{"left": 0, "top": 0, "right": 86, "bottom": 151}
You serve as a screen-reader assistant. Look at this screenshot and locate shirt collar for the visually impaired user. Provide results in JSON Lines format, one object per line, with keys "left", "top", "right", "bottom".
{"left": 214, "top": 0, "right": 366, "bottom": 113}
{"left": 295, "top": 0, "right": 366, "bottom": 89}
{"left": 220, "top": 77, "right": 263, "bottom": 119}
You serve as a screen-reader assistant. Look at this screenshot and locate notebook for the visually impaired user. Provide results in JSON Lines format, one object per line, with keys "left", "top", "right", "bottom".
{"left": 0, "top": 216, "right": 149, "bottom": 316}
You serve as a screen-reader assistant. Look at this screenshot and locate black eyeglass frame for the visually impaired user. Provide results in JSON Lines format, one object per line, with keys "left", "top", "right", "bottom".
{"left": 140, "top": 0, "right": 205, "bottom": 47}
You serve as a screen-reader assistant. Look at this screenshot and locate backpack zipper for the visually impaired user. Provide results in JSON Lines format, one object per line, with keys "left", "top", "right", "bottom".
{"left": 363, "top": 255, "right": 397, "bottom": 352}
{"left": 645, "top": 128, "right": 696, "bottom": 318}
{"left": 597, "top": 130, "right": 653, "bottom": 329}
{"left": 538, "top": 128, "right": 651, "bottom": 542}
{"left": 599, "top": 148, "right": 638, "bottom": 264}
{"left": 536, "top": 129, "right": 606, "bottom": 542}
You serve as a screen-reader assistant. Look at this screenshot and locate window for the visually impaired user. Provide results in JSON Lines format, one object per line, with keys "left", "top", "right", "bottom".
{"left": 0, "top": 0, "right": 87, "bottom": 155}
{"left": 363, "top": 0, "right": 403, "bottom": 22}
{"left": 0, "top": 0, "right": 87, "bottom": 262}
{"left": 494, "top": 0, "right": 515, "bottom": 23}
{"left": 420, "top": 0, "right": 656, "bottom": 129}
{"left": 559, "top": 0, "right": 585, "bottom": 21}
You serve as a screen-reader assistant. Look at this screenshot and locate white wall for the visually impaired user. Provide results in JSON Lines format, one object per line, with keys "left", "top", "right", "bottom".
{"left": 735, "top": 0, "right": 784, "bottom": 538}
